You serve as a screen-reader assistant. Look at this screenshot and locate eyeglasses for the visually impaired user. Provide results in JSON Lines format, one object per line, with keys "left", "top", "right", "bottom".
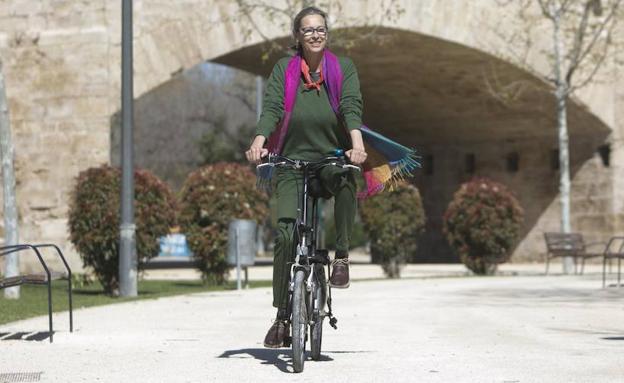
{"left": 300, "top": 26, "right": 327, "bottom": 37}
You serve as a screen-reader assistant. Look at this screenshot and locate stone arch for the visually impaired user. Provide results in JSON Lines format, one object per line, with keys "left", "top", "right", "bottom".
{"left": 1, "top": 0, "right": 618, "bottom": 269}
{"left": 212, "top": 27, "right": 610, "bottom": 262}
{"left": 123, "top": 21, "right": 610, "bottom": 261}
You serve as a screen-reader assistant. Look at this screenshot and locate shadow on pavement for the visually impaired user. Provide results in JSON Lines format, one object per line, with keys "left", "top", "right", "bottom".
{"left": 218, "top": 348, "right": 335, "bottom": 373}
{"left": 454, "top": 287, "right": 624, "bottom": 305}
{"left": 0, "top": 331, "right": 52, "bottom": 341}
{"left": 546, "top": 326, "right": 624, "bottom": 339}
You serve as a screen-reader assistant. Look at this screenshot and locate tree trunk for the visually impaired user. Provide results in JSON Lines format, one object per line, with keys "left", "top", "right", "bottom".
{"left": 552, "top": 5, "right": 575, "bottom": 274}
{"left": 556, "top": 87, "right": 575, "bottom": 273}
{"left": 0, "top": 62, "right": 20, "bottom": 299}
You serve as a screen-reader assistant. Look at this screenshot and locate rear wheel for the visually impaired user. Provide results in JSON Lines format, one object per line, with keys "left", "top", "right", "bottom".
{"left": 292, "top": 269, "right": 308, "bottom": 373}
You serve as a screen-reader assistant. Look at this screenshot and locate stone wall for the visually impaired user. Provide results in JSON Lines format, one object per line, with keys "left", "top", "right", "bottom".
{"left": 415, "top": 133, "right": 613, "bottom": 263}
{"left": 0, "top": 1, "right": 113, "bottom": 272}
{"left": 0, "top": 0, "right": 620, "bottom": 273}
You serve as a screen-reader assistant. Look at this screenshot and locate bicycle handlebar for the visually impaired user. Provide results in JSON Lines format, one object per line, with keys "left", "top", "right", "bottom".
{"left": 257, "top": 153, "right": 361, "bottom": 172}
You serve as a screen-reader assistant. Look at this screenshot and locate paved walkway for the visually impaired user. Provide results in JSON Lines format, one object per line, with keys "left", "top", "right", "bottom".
{"left": 1, "top": 265, "right": 624, "bottom": 382}
{"left": 141, "top": 259, "right": 610, "bottom": 281}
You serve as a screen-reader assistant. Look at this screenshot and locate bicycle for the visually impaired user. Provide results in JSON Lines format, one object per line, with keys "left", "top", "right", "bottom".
{"left": 257, "top": 150, "right": 360, "bottom": 373}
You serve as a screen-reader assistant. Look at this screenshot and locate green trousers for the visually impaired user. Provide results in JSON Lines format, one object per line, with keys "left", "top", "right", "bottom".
{"left": 272, "top": 166, "right": 356, "bottom": 309}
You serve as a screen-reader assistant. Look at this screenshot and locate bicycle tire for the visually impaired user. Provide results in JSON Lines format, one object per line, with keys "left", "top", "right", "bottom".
{"left": 292, "top": 269, "right": 307, "bottom": 373}
{"left": 310, "top": 266, "right": 326, "bottom": 360}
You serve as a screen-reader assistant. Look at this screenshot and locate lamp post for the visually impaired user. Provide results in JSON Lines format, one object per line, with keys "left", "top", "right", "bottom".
{"left": 119, "top": 0, "right": 137, "bottom": 297}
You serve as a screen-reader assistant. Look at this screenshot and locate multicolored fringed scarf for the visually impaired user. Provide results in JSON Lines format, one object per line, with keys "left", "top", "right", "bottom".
{"left": 260, "top": 49, "right": 420, "bottom": 198}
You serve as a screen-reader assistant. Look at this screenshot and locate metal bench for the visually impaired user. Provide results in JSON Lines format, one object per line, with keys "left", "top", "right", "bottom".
{"left": 602, "top": 236, "right": 624, "bottom": 288}
{"left": 543, "top": 232, "right": 603, "bottom": 275}
{"left": 0, "top": 244, "right": 73, "bottom": 343}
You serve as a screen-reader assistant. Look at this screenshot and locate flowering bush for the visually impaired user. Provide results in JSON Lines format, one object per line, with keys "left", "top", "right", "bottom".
{"left": 443, "top": 177, "right": 524, "bottom": 275}
{"left": 68, "top": 165, "right": 177, "bottom": 295}
{"left": 179, "top": 162, "right": 269, "bottom": 283}
{"left": 360, "top": 183, "right": 426, "bottom": 278}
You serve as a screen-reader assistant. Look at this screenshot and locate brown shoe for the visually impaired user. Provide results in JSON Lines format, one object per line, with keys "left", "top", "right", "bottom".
{"left": 263, "top": 319, "right": 288, "bottom": 348}
{"left": 329, "top": 258, "right": 350, "bottom": 288}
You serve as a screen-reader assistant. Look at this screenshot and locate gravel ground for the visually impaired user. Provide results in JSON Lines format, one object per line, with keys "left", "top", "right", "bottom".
{"left": 1, "top": 269, "right": 624, "bottom": 382}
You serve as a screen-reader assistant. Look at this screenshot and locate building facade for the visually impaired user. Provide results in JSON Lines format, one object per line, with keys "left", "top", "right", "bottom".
{"left": 0, "top": 0, "right": 622, "bottom": 271}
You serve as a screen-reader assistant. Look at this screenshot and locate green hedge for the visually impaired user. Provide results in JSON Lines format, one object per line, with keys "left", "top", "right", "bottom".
{"left": 360, "top": 183, "right": 426, "bottom": 277}
{"left": 179, "top": 162, "right": 269, "bottom": 283}
{"left": 68, "top": 165, "right": 177, "bottom": 295}
{"left": 443, "top": 177, "right": 524, "bottom": 275}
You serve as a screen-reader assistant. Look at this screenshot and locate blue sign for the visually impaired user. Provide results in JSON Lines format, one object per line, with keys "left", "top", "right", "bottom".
{"left": 158, "top": 233, "right": 193, "bottom": 257}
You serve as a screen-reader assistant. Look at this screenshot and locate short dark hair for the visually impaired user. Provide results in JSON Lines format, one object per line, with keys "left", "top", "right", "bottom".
{"left": 291, "top": 6, "right": 329, "bottom": 51}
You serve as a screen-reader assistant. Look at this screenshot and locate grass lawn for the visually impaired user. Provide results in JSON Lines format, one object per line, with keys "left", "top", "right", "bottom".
{"left": 0, "top": 279, "right": 272, "bottom": 325}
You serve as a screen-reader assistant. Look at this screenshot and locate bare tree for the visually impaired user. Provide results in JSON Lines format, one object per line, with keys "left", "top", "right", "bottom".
{"left": 228, "top": 0, "right": 405, "bottom": 61}
{"left": 0, "top": 60, "right": 20, "bottom": 298}
{"left": 489, "top": 0, "right": 622, "bottom": 274}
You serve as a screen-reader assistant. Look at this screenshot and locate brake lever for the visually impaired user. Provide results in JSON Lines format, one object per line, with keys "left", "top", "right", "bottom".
{"left": 257, "top": 161, "right": 287, "bottom": 169}
{"left": 342, "top": 164, "right": 361, "bottom": 172}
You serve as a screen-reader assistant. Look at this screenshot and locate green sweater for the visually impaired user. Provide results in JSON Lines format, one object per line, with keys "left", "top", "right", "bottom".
{"left": 256, "top": 56, "right": 363, "bottom": 161}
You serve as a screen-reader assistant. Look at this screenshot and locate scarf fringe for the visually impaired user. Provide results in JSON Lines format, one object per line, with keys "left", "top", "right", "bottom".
{"left": 255, "top": 161, "right": 275, "bottom": 192}
{"left": 358, "top": 151, "right": 421, "bottom": 199}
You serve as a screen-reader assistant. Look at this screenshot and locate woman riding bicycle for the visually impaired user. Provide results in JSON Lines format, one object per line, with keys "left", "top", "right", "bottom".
{"left": 245, "top": 6, "right": 367, "bottom": 348}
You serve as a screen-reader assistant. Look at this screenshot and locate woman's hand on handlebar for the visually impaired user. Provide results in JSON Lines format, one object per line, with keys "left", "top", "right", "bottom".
{"left": 246, "top": 135, "right": 269, "bottom": 163}
{"left": 346, "top": 147, "right": 367, "bottom": 165}
{"left": 246, "top": 147, "right": 268, "bottom": 163}
{"left": 346, "top": 129, "right": 367, "bottom": 165}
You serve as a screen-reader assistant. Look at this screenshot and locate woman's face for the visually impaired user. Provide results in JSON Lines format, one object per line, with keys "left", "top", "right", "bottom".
{"left": 296, "top": 14, "right": 327, "bottom": 55}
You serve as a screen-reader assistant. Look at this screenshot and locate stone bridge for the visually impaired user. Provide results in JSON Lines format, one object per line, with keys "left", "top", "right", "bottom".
{"left": 0, "top": 0, "right": 622, "bottom": 270}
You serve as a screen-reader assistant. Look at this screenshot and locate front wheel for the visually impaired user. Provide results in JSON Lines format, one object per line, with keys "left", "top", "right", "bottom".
{"left": 310, "top": 267, "right": 326, "bottom": 360}
{"left": 292, "top": 269, "right": 308, "bottom": 373}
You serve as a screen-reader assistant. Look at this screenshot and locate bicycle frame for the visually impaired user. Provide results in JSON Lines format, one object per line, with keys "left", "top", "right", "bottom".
{"left": 258, "top": 153, "right": 357, "bottom": 370}
{"left": 291, "top": 161, "right": 319, "bottom": 285}
{"left": 289, "top": 168, "right": 330, "bottom": 335}
{"left": 259, "top": 154, "right": 356, "bottom": 321}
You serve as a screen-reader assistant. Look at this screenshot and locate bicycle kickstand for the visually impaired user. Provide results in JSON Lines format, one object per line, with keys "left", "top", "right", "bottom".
{"left": 326, "top": 274, "right": 339, "bottom": 330}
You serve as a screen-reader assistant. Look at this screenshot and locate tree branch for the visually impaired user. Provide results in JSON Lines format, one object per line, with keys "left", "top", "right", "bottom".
{"left": 228, "top": 0, "right": 405, "bottom": 58}
{"left": 481, "top": 62, "right": 550, "bottom": 107}
{"left": 567, "top": 28, "right": 611, "bottom": 93}
{"left": 240, "top": 1, "right": 294, "bottom": 18}
{"left": 234, "top": 0, "right": 292, "bottom": 56}
{"left": 573, "top": 0, "right": 621, "bottom": 67}
{"left": 560, "top": 0, "right": 576, "bottom": 14}
{"left": 564, "top": 0, "right": 593, "bottom": 83}
{"left": 537, "top": 0, "right": 555, "bottom": 18}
